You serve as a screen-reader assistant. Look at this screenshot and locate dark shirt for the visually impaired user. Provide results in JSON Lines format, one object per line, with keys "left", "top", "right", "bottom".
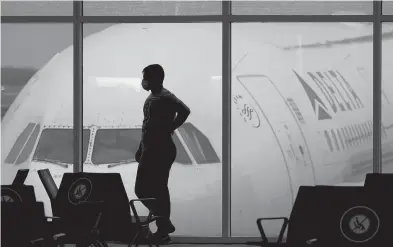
{"left": 140, "top": 88, "right": 185, "bottom": 150}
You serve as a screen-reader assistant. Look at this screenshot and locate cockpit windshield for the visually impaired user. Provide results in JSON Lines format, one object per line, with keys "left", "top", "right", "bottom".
{"left": 91, "top": 128, "right": 140, "bottom": 165}
{"left": 91, "top": 128, "right": 193, "bottom": 165}
{"left": 33, "top": 129, "right": 90, "bottom": 166}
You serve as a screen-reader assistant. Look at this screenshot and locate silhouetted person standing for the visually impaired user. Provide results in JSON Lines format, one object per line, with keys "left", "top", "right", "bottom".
{"left": 134, "top": 64, "right": 190, "bottom": 243}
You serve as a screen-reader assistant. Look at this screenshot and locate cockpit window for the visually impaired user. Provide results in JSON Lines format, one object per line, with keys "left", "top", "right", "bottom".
{"left": 178, "top": 123, "right": 220, "bottom": 164}
{"left": 92, "top": 128, "right": 140, "bottom": 165}
{"left": 91, "top": 128, "right": 193, "bottom": 165}
{"left": 33, "top": 129, "right": 90, "bottom": 165}
{"left": 5, "top": 122, "right": 41, "bottom": 165}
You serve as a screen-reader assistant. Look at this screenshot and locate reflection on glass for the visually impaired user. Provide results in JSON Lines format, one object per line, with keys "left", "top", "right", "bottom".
{"left": 383, "top": 1, "right": 393, "bottom": 15}
{"left": 83, "top": 23, "right": 222, "bottom": 237}
{"left": 1, "top": 24, "right": 73, "bottom": 217}
{"left": 231, "top": 23, "right": 373, "bottom": 237}
{"left": 83, "top": 1, "right": 222, "bottom": 16}
{"left": 382, "top": 22, "right": 393, "bottom": 173}
{"left": 232, "top": 1, "right": 372, "bottom": 15}
{"left": 1, "top": 1, "right": 73, "bottom": 16}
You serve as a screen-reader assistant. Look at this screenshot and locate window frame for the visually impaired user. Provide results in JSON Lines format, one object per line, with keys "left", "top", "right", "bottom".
{"left": 1, "top": 0, "right": 389, "bottom": 242}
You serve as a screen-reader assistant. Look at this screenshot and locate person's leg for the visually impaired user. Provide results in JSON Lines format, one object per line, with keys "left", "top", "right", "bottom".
{"left": 134, "top": 155, "right": 157, "bottom": 213}
{"left": 154, "top": 166, "right": 173, "bottom": 231}
{"left": 154, "top": 144, "right": 177, "bottom": 234}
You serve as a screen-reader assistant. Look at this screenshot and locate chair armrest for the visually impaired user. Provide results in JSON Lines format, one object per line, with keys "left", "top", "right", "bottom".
{"left": 45, "top": 216, "right": 61, "bottom": 221}
{"left": 129, "top": 198, "right": 157, "bottom": 225}
{"left": 53, "top": 233, "right": 67, "bottom": 241}
{"left": 30, "top": 237, "right": 45, "bottom": 244}
{"left": 256, "top": 217, "right": 289, "bottom": 244}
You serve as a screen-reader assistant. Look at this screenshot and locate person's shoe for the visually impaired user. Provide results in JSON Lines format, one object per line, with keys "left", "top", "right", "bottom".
{"left": 165, "top": 221, "right": 176, "bottom": 234}
{"left": 155, "top": 218, "right": 176, "bottom": 234}
{"left": 152, "top": 231, "right": 172, "bottom": 245}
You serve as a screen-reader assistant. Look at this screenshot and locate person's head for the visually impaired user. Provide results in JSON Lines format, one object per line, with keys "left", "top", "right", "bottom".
{"left": 141, "top": 64, "right": 165, "bottom": 91}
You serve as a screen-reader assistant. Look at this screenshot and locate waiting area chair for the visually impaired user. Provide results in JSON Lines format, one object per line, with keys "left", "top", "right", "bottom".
{"left": 1, "top": 171, "right": 65, "bottom": 247}
{"left": 249, "top": 182, "right": 388, "bottom": 247}
{"left": 38, "top": 169, "right": 163, "bottom": 247}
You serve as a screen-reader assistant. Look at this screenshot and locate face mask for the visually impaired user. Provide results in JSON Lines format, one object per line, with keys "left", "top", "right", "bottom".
{"left": 141, "top": 79, "right": 150, "bottom": 91}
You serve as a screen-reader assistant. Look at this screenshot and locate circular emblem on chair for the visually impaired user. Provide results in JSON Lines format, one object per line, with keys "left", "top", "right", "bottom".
{"left": 1, "top": 188, "right": 22, "bottom": 203}
{"left": 68, "top": 178, "right": 92, "bottom": 205}
{"left": 340, "top": 206, "right": 380, "bottom": 243}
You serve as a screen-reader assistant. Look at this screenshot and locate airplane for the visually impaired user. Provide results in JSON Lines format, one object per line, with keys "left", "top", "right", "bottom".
{"left": 2, "top": 23, "right": 393, "bottom": 238}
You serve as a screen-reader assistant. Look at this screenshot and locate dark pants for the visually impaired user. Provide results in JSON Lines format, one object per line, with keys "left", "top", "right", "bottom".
{"left": 134, "top": 139, "right": 176, "bottom": 230}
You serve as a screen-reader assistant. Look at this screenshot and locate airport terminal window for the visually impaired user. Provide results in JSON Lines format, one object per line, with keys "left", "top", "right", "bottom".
{"left": 5, "top": 123, "right": 40, "bottom": 164}
{"left": 91, "top": 128, "right": 193, "bottom": 165}
{"left": 178, "top": 123, "right": 220, "bottom": 164}
{"left": 33, "top": 129, "right": 90, "bottom": 165}
{"left": 324, "top": 130, "right": 333, "bottom": 152}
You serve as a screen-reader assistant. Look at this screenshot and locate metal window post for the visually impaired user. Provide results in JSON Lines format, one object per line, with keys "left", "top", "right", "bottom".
{"left": 73, "top": 1, "right": 84, "bottom": 173}
{"left": 373, "top": 0, "right": 382, "bottom": 173}
{"left": 222, "top": 0, "right": 232, "bottom": 239}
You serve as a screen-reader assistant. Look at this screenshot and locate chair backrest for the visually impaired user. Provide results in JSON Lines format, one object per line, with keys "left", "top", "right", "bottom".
{"left": 1, "top": 184, "right": 37, "bottom": 204}
{"left": 12, "top": 169, "right": 30, "bottom": 185}
{"left": 56, "top": 172, "right": 133, "bottom": 241}
{"left": 311, "top": 186, "right": 382, "bottom": 247}
{"left": 286, "top": 186, "right": 321, "bottom": 245}
{"left": 364, "top": 173, "right": 393, "bottom": 246}
{"left": 37, "top": 169, "right": 58, "bottom": 202}
{"left": 365, "top": 173, "right": 393, "bottom": 188}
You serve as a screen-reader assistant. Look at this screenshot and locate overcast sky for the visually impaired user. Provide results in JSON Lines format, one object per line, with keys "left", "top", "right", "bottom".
{"left": 1, "top": 1, "right": 393, "bottom": 69}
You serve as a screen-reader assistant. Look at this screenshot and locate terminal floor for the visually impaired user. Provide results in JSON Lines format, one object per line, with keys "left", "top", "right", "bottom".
{"left": 62, "top": 245, "right": 249, "bottom": 247}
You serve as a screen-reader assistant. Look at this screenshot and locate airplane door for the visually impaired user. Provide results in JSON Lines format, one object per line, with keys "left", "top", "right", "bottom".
{"left": 237, "top": 74, "right": 315, "bottom": 201}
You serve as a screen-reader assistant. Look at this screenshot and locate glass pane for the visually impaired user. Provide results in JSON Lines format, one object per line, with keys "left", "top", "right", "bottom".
{"left": 83, "top": 23, "right": 222, "bottom": 237}
{"left": 1, "top": 1, "right": 72, "bottom": 16}
{"left": 1, "top": 24, "right": 73, "bottom": 217}
{"left": 383, "top": 1, "right": 393, "bottom": 15}
{"left": 83, "top": 1, "right": 222, "bottom": 16}
{"left": 231, "top": 23, "right": 373, "bottom": 237}
{"left": 232, "top": 1, "right": 372, "bottom": 15}
{"left": 382, "top": 22, "right": 393, "bottom": 173}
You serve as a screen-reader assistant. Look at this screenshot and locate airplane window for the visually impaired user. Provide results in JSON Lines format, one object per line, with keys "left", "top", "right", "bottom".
{"left": 5, "top": 122, "right": 37, "bottom": 164}
{"left": 15, "top": 124, "right": 41, "bottom": 165}
{"left": 330, "top": 130, "right": 340, "bottom": 151}
{"left": 324, "top": 130, "right": 333, "bottom": 152}
{"left": 368, "top": 121, "right": 374, "bottom": 137}
{"left": 178, "top": 123, "right": 220, "bottom": 164}
{"left": 363, "top": 123, "right": 368, "bottom": 139}
{"left": 340, "top": 128, "right": 349, "bottom": 148}
{"left": 367, "top": 122, "right": 372, "bottom": 138}
{"left": 361, "top": 123, "right": 369, "bottom": 140}
{"left": 360, "top": 124, "right": 367, "bottom": 143}
{"left": 356, "top": 124, "right": 363, "bottom": 144}
{"left": 354, "top": 124, "right": 361, "bottom": 145}
{"left": 286, "top": 98, "right": 305, "bottom": 124}
{"left": 336, "top": 129, "right": 345, "bottom": 150}
{"left": 33, "top": 129, "right": 90, "bottom": 165}
{"left": 349, "top": 124, "right": 358, "bottom": 146}
{"left": 91, "top": 128, "right": 193, "bottom": 165}
{"left": 344, "top": 127, "right": 353, "bottom": 147}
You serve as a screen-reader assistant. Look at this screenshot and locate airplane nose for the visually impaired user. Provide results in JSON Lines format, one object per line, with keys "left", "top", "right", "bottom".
{"left": 230, "top": 109, "right": 293, "bottom": 237}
